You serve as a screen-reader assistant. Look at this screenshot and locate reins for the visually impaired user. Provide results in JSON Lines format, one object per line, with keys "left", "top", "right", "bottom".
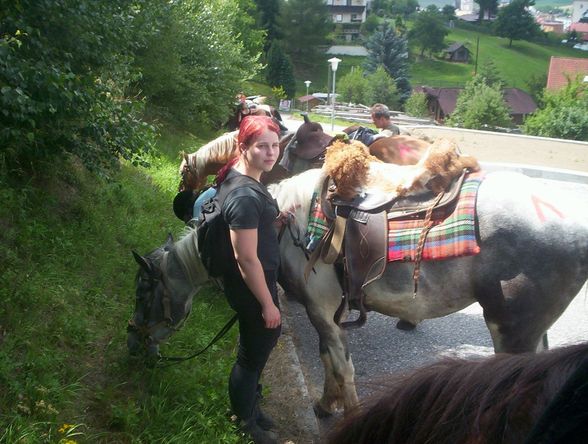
{"left": 156, "top": 313, "right": 238, "bottom": 366}
{"left": 278, "top": 213, "right": 316, "bottom": 274}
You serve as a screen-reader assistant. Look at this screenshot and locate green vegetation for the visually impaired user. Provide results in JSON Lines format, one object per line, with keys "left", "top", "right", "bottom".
{"left": 524, "top": 79, "right": 588, "bottom": 140}
{"left": 0, "top": 129, "right": 251, "bottom": 442}
{"left": 409, "top": 27, "right": 588, "bottom": 90}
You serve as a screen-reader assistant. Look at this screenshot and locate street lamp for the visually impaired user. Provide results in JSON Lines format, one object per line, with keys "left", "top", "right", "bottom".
{"left": 327, "top": 57, "right": 341, "bottom": 131}
{"left": 304, "top": 80, "right": 311, "bottom": 112}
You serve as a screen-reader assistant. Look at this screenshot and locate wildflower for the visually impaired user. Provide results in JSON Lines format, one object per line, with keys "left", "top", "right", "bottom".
{"left": 59, "top": 423, "right": 73, "bottom": 434}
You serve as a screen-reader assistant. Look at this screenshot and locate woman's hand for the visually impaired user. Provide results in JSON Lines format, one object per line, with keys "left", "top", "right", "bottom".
{"left": 261, "top": 302, "right": 281, "bottom": 329}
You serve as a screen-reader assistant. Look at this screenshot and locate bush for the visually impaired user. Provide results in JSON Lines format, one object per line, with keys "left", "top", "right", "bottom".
{"left": 0, "top": 0, "right": 156, "bottom": 175}
{"left": 404, "top": 92, "right": 430, "bottom": 117}
{"left": 524, "top": 80, "right": 588, "bottom": 141}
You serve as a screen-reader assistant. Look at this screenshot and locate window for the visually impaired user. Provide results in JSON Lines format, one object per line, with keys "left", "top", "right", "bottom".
{"left": 336, "top": 14, "right": 343, "bottom": 22}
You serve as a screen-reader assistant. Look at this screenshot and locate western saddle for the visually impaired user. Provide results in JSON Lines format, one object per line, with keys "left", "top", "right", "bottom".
{"left": 306, "top": 171, "right": 468, "bottom": 329}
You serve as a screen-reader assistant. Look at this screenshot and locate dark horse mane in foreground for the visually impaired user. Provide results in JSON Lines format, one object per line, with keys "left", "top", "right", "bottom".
{"left": 328, "top": 342, "right": 588, "bottom": 444}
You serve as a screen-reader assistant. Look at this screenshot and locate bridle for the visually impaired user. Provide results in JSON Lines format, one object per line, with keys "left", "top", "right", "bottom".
{"left": 278, "top": 212, "right": 316, "bottom": 274}
{"left": 128, "top": 250, "right": 238, "bottom": 365}
{"left": 127, "top": 252, "right": 177, "bottom": 346}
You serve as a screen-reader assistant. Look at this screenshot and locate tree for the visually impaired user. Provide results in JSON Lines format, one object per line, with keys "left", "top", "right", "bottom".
{"left": 265, "top": 41, "right": 296, "bottom": 98}
{"left": 364, "top": 21, "right": 411, "bottom": 101}
{"left": 494, "top": 0, "right": 541, "bottom": 47}
{"left": 477, "top": 60, "right": 504, "bottom": 88}
{"left": 253, "top": 0, "right": 281, "bottom": 48}
{"left": 236, "top": 0, "right": 266, "bottom": 59}
{"left": 446, "top": 77, "right": 511, "bottom": 130}
{"left": 409, "top": 9, "right": 449, "bottom": 57}
{"left": 366, "top": 66, "right": 401, "bottom": 109}
{"left": 136, "top": 0, "right": 261, "bottom": 129}
{"left": 474, "top": 0, "right": 498, "bottom": 22}
{"left": 525, "top": 73, "right": 547, "bottom": 107}
{"left": 524, "top": 80, "right": 588, "bottom": 141}
{"left": 404, "top": 92, "right": 430, "bottom": 117}
{"left": 389, "top": 0, "right": 419, "bottom": 18}
{"left": 338, "top": 67, "right": 370, "bottom": 104}
{"left": 0, "top": 0, "right": 158, "bottom": 174}
{"left": 278, "top": 0, "right": 331, "bottom": 71}
{"left": 442, "top": 5, "right": 457, "bottom": 22}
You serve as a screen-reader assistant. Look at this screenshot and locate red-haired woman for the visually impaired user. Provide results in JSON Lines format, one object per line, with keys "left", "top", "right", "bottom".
{"left": 216, "top": 115, "right": 282, "bottom": 443}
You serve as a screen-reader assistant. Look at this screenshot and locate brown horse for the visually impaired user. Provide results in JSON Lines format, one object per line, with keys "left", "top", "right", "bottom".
{"left": 328, "top": 342, "right": 588, "bottom": 444}
{"left": 342, "top": 124, "right": 429, "bottom": 166}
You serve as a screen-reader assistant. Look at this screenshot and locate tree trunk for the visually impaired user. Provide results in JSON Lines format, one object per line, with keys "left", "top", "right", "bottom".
{"left": 509, "top": 38, "right": 513, "bottom": 47}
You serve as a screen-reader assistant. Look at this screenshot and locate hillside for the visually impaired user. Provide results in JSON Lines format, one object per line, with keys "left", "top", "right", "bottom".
{"left": 303, "top": 26, "right": 587, "bottom": 95}
{"left": 0, "top": 131, "right": 249, "bottom": 442}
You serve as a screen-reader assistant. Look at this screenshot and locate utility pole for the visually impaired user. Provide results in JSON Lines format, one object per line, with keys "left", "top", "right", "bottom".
{"left": 474, "top": 36, "right": 480, "bottom": 76}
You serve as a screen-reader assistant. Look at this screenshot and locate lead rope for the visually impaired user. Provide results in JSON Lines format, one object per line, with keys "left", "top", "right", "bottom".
{"left": 413, "top": 191, "right": 445, "bottom": 298}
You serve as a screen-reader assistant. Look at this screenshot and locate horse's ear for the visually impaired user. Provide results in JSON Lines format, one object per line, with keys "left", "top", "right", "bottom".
{"left": 164, "top": 233, "right": 174, "bottom": 250}
{"left": 132, "top": 250, "right": 152, "bottom": 275}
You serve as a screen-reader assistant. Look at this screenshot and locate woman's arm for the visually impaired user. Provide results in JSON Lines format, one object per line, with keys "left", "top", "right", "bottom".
{"left": 230, "top": 228, "right": 281, "bottom": 329}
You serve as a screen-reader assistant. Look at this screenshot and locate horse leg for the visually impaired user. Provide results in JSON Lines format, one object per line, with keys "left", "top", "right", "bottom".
{"left": 304, "top": 301, "right": 359, "bottom": 416}
{"left": 475, "top": 276, "right": 564, "bottom": 354}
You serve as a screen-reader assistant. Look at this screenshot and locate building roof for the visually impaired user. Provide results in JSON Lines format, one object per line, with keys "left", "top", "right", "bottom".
{"left": 445, "top": 43, "right": 469, "bottom": 53}
{"left": 547, "top": 56, "right": 588, "bottom": 90}
{"left": 570, "top": 22, "right": 588, "bottom": 32}
{"left": 326, "top": 45, "right": 369, "bottom": 56}
{"left": 328, "top": 5, "right": 365, "bottom": 14}
{"left": 502, "top": 88, "right": 538, "bottom": 114}
{"left": 415, "top": 86, "right": 536, "bottom": 116}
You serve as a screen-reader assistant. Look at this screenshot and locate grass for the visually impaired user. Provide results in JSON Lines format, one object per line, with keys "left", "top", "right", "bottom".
{"left": 411, "top": 27, "right": 588, "bottom": 90}
{"left": 297, "top": 24, "right": 588, "bottom": 94}
{"left": 0, "top": 129, "right": 250, "bottom": 443}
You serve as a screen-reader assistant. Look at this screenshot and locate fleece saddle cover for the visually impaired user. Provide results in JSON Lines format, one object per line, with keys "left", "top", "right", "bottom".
{"left": 305, "top": 171, "right": 484, "bottom": 263}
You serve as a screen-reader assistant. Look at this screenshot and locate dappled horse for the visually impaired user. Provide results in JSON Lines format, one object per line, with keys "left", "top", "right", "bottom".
{"left": 327, "top": 342, "right": 588, "bottom": 444}
{"left": 129, "top": 163, "right": 588, "bottom": 416}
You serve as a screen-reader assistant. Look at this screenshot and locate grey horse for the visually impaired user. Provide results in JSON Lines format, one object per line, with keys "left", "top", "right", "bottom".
{"left": 128, "top": 168, "right": 588, "bottom": 415}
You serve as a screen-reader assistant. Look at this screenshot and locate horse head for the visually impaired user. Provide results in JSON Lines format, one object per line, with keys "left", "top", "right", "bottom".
{"left": 127, "top": 232, "right": 203, "bottom": 359}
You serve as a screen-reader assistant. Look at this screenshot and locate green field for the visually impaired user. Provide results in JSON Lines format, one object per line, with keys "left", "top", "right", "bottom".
{"left": 314, "top": 27, "right": 588, "bottom": 93}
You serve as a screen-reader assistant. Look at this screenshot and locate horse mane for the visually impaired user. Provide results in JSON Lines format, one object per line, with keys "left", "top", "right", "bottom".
{"left": 268, "top": 168, "right": 323, "bottom": 229}
{"left": 328, "top": 342, "right": 588, "bottom": 444}
{"left": 184, "top": 131, "right": 238, "bottom": 186}
{"left": 170, "top": 228, "right": 207, "bottom": 288}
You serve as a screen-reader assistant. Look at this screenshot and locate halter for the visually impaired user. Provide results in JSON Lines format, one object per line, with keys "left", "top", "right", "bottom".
{"left": 127, "top": 252, "right": 177, "bottom": 346}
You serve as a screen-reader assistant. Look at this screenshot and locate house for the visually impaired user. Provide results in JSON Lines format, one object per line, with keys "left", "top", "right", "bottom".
{"left": 538, "top": 18, "right": 565, "bottom": 34}
{"left": 297, "top": 94, "right": 324, "bottom": 110}
{"left": 571, "top": 0, "right": 588, "bottom": 23}
{"left": 414, "top": 86, "right": 537, "bottom": 125}
{"left": 568, "top": 22, "right": 588, "bottom": 41}
{"left": 326, "top": 0, "right": 367, "bottom": 42}
{"left": 444, "top": 43, "right": 471, "bottom": 62}
{"left": 546, "top": 56, "right": 588, "bottom": 91}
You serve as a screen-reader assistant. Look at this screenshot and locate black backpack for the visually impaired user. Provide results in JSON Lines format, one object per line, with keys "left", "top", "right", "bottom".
{"left": 196, "top": 175, "right": 275, "bottom": 278}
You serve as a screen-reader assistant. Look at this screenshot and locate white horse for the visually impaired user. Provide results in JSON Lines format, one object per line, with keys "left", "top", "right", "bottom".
{"left": 129, "top": 167, "right": 588, "bottom": 415}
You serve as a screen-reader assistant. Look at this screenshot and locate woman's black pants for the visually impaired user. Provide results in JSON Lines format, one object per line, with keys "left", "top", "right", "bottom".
{"left": 223, "top": 269, "right": 281, "bottom": 421}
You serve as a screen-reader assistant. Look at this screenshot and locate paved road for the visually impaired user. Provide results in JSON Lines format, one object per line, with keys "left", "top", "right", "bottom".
{"left": 278, "top": 160, "right": 588, "bottom": 436}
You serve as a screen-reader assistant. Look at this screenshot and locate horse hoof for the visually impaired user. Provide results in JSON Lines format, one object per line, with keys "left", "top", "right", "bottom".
{"left": 396, "top": 319, "right": 417, "bottom": 331}
{"left": 313, "top": 401, "right": 333, "bottom": 418}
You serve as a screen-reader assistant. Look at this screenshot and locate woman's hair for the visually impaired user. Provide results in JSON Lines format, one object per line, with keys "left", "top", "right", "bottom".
{"left": 327, "top": 342, "right": 588, "bottom": 444}
{"left": 216, "top": 115, "right": 280, "bottom": 185}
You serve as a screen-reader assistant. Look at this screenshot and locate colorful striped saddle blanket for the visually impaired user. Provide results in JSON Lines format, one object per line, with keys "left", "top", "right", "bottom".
{"left": 305, "top": 171, "right": 485, "bottom": 263}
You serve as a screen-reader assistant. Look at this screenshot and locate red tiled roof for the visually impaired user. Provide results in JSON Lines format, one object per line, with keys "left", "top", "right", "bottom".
{"left": 414, "top": 86, "right": 537, "bottom": 117}
{"left": 546, "top": 56, "right": 588, "bottom": 91}
{"left": 569, "top": 22, "right": 588, "bottom": 33}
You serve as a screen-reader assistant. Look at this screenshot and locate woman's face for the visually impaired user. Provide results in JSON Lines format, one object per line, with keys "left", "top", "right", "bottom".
{"left": 243, "top": 129, "right": 280, "bottom": 174}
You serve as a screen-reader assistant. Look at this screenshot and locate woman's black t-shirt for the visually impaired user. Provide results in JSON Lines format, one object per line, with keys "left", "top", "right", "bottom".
{"left": 222, "top": 169, "right": 280, "bottom": 271}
